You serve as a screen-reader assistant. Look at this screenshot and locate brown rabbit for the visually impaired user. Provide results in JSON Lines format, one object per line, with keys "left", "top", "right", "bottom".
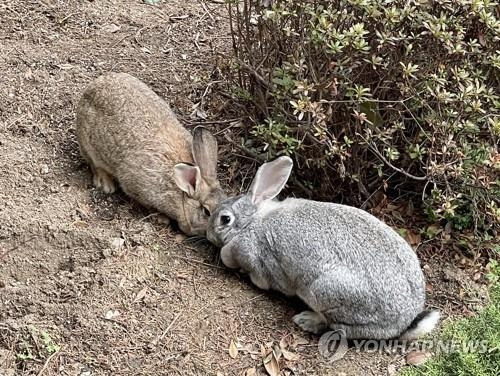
{"left": 76, "top": 72, "right": 226, "bottom": 236}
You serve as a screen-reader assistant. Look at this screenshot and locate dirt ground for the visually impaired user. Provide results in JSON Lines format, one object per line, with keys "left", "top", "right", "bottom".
{"left": 0, "top": 1, "right": 492, "bottom": 375}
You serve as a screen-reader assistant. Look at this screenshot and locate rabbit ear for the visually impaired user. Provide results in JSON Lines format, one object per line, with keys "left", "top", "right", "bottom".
{"left": 249, "top": 156, "right": 293, "bottom": 205}
{"left": 173, "top": 163, "right": 201, "bottom": 196}
{"left": 192, "top": 126, "right": 218, "bottom": 181}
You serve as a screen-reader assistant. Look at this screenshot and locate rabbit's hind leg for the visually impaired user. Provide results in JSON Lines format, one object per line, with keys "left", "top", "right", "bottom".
{"left": 293, "top": 311, "right": 328, "bottom": 334}
{"left": 93, "top": 167, "right": 116, "bottom": 194}
{"left": 79, "top": 144, "right": 117, "bottom": 194}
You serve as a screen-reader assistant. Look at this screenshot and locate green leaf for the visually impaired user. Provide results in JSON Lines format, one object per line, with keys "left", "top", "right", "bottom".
{"left": 360, "top": 101, "right": 383, "bottom": 127}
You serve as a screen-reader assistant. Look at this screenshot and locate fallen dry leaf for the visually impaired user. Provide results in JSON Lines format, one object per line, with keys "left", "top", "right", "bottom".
{"left": 72, "top": 220, "right": 88, "bottom": 228}
{"left": 405, "top": 230, "right": 421, "bottom": 246}
{"left": 273, "top": 345, "right": 282, "bottom": 361}
{"left": 250, "top": 353, "right": 260, "bottom": 361}
{"left": 425, "top": 283, "right": 434, "bottom": 293}
{"left": 279, "top": 336, "right": 292, "bottom": 350}
{"left": 133, "top": 287, "right": 148, "bottom": 303}
{"left": 260, "top": 343, "right": 268, "bottom": 358}
{"left": 263, "top": 351, "right": 280, "bottom": 376}
{"left": 406, "top": 350, "right": 432, "bottom": 366}
{"left": 241, "top": 344, "right": 261, "bottom": 360}
{"left": 228, "top": 340, "right": 238, "bottom": 359}
{"left": 281, "top": 349, "right": 300, "bottom": 362}
{"left": 291, "top": 335, "right": 309, "bottom": 347}
{"left": 244, "top": 368, "right": 257, "bottom": 376}
{"left": 102, "top": 23, "right": 121, "bottom": 33}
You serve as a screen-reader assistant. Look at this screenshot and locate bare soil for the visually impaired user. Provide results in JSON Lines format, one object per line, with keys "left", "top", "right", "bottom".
{"left": 0, "top": 1, "right": 491, "bottom": 375}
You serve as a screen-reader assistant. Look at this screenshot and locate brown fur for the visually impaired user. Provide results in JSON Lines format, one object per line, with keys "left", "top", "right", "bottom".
{"left": 76, "top": 72, "right": 225, "bottom": 235}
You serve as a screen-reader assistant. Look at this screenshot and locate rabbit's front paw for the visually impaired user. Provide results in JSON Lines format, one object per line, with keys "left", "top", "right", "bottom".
{"left": 293, "top": 311, "right": 327, "bottom": 334}
{"left": 93, "top": 168, "right": 116, "bottom": 194}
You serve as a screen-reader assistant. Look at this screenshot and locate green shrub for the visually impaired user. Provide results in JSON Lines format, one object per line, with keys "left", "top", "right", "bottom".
{"left": 226, "top": 0, "right": 499, "bottom": 240}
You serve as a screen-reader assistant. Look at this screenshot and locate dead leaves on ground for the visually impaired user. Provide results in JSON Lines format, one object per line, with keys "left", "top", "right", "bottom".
{"left": 263, "top": 351, "right": 279, "bottom": 376}
{"left": 133, "top": 286, "right": 148, "bottom": 303}
{"left": 226, "top": 335, "right": 307, "bottom": 376}
{"left": 229, "top": 339, "right": 238, "bottom": 359}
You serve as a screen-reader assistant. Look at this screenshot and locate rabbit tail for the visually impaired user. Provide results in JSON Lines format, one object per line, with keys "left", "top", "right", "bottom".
{"left": 399, "top": 310, "right": 440, "bottom": 340}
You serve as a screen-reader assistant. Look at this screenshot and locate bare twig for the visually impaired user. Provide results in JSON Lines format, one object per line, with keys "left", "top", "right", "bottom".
{"left": 368, "top": 142, "right": 428, "bottom": 181}
{"left": 181, "top": 118, "right": 242, "bottom": 127}
{"left": 199, "top": 0, "right": 215, "bottom": 22}
{"left": 37, "top": 348, "right": 61, "bottom": 376}
{"left": 159, "top": 311, "right": 183, "bottom": 340}
{"left": 236, "top": 59, "right": 270, "bottom": 88}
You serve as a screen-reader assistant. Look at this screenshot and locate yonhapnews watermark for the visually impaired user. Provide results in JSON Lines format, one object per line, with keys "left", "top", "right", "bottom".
{"left": 318, "top": 329, "right": 494, "bottom": 362}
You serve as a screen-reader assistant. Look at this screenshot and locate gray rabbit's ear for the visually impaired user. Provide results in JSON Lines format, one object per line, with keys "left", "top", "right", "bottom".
{"left": 173, "top": 163, "right": 201, "bottom": 196}
{"left": 192, "top": 126, "right": 218, "bottom": 181}
{"left": 249, "top": 156, "right": 293, "bottom": 205}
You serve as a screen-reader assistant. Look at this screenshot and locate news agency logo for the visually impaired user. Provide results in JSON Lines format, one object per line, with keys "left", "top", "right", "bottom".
{"left": 318, "top": 330, "right": 492, "bottom": 362}
{"left": 318, "top": 329, "right": 349, "bottom": 362}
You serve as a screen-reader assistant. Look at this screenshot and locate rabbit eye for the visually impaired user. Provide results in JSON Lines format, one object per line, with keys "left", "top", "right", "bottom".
{"left": 202, "top": 206, "right": 211, "bottom": 217}
{"left": 220, "top": 215, "right": 231, "bottom": 225}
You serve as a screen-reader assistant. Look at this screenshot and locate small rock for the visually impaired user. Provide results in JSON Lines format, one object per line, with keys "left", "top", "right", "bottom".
{"left": 406, "top": 350, "right": 432, "bottom": 366}
{"left": 40, "top": 164, "right": 49, "bottom": 174}
{"left": 111, "top": 237, "right": 125, "bottom": 250}
{"left": 104, "top": 310, "right": 120, "bottom": 320}
{"left": 101, "top": 248, "right": 113, "bottom": 258}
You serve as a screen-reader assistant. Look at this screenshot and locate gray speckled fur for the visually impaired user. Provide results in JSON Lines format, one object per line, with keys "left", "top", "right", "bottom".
{"left": 208, "top": 161, "right": 431, "bottom": 339}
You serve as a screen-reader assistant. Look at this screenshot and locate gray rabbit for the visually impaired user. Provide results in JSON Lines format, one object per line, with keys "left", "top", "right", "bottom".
{"left": 207, "top": 156, "right": 440, "bottom": 339}
{"left": 76, "top": 72, "right": 226, "bottom": 236}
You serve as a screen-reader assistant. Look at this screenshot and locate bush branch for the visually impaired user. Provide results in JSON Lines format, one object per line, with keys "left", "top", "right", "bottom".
{"left": 369, "top": 143, "right": 428, "bottom": 181}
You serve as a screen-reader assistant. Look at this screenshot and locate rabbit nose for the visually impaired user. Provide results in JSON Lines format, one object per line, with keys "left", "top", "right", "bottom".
{"left": 206, "top": 231, "right": 218, "bottom": 246}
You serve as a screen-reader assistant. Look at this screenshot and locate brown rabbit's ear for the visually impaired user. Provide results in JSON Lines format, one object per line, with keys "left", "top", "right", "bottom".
{"left": 173, "top": 163, "right": 201, "bottom": 196}
{"left": 192, "top": 126, "right": 218, "bottom": 181}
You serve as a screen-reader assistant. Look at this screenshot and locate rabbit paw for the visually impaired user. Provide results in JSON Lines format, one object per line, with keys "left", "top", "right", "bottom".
{"left": 293, "top": 311, "right": 327, "bottom": 334}
{"left": 93, "top": 168, "right": 116, "bottom": 194}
